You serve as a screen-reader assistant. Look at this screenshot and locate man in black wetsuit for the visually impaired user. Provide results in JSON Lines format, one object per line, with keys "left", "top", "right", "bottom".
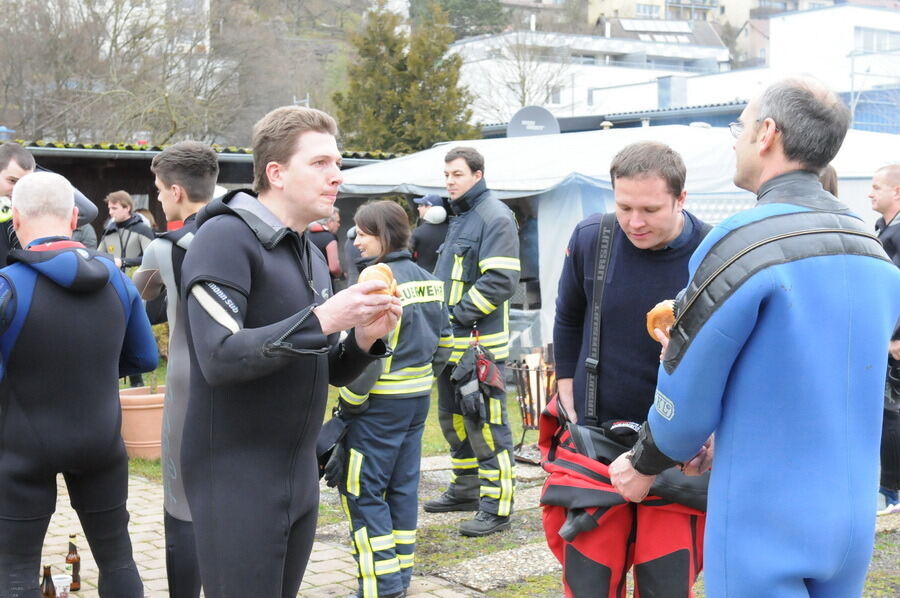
{"left": 181, "top": 106, "right": 402, "bottom": 598}
{"left": 0, "top": 142, "right": 99, "bottom": 266}
{"left": 133, "top": 141, "right": 220, "bottom": 598}
{"left": 0, "top": 171, "right": 158, "bottom": 597}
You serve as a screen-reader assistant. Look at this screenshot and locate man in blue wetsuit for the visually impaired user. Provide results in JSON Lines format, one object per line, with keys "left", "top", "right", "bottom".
{"left": 611, "top": 78, "right": 900, "bottom": 597}
{"left": 0, "top": 172, "right": 158, "bottom": 597}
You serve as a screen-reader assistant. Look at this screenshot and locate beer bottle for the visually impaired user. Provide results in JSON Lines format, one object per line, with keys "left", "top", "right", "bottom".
{"left": 40, "top": 564, "right": 56, "bottom": 598}
{"left": 65, "top": 534, "right": 81, "bottom": 591}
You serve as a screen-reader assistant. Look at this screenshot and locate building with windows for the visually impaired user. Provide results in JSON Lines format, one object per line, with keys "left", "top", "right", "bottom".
{"left": 451, "top": 19, "right": 729, "bottom": 122}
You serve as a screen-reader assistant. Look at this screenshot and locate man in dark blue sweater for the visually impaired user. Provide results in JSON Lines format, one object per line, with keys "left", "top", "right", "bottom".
{"left": 551, "top": 141, "right": 710, "bottom": 595}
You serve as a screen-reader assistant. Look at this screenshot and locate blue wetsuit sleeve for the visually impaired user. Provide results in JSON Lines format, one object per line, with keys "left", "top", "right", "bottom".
{"left": 637, "top": 269, "right": 772, "bottom": 470}
{"left": 119, "top": 277, "right": 159, "bottom": 377}
{"left": 553, "top": 225, "right": 587, "bottom": 380}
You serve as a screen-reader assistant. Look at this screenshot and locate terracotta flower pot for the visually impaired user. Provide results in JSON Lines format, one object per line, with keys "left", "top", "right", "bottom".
{"left": 119, "top": 385, "right": 165, "bottom": 459}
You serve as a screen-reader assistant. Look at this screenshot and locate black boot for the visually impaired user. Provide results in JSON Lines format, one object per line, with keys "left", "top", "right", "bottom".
{"left": 459, "top": 511, "right": 511, "bottom": 537}
{"left": 423, "top": 491, "right": 479, "bottom": 513}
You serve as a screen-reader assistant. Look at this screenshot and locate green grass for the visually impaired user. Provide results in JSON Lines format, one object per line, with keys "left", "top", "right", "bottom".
{"left": 128, "top": 457, "right": 163, "bottom": 483}
{"left": 324, "top": 384, "right": 539, "bottom": 457}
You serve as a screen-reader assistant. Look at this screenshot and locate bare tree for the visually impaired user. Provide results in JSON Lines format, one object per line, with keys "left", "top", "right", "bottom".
{"left": 462, "top": 31, "right": 571, "bottom": 123}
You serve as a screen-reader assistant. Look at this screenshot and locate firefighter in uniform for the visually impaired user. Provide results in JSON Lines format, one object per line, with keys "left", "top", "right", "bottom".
{"left": 425, "top": 147, "right": 520, "bottom": 537}
{"left": 331, "top": 201, "right": 452, "bottom": 598}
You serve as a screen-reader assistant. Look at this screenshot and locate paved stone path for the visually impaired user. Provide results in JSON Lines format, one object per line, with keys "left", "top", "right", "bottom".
{"left": 40, "top": 456, "right": 529, "bottom": 598}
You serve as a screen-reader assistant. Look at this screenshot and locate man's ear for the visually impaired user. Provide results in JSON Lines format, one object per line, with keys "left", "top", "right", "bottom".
{"left": 11, "top": 207, "right": 20, "bottom": 232}
{"left": 266, "top": 162, "right": 285, "bottom": 191}
{"left": 757, "top": 118, "right": 780, "bottom": 154}
{"left": 69, "top": 206, "right": 79, "bottom": 232}
{"left": 172, "top": 184, "right": 186, "bottom": 204}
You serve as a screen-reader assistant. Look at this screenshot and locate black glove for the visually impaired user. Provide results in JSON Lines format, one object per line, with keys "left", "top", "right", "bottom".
{"left": 323, "top": 441, "right": 346, "bottom": 488}
{"left": 457, "top": 378, "right": 486, "bottom": 422}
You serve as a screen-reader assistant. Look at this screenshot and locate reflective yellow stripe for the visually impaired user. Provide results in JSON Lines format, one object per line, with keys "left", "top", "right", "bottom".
{"left": 497, "top": 450, "right": 515, "bottom": 517}
{"left": 369, "top": 534, "right": 395, "bottom": 552}
{"left": 449, "top": 303, "right": 510, "bottom": 363}
{"left": 467, "top": 287, "right": 496, "bottom": 315}
{"left": 371, "top": 375, "right": 433, "bottom": 395}
{"left": 374, "top": 557, "right": 401, "bottom": 576}
{"left": 479, "top": 256, "right": 521, "bottom": 272}
{"left": 452, "top": 415, "right": 468, "bottom": 444}
{"left": 340, "top": 494, "right": 351, "bottom": 519}
{"left": 383, "top": 313, "right": 402, "bottom": 373}
{"left": 354, "top": 527, "right": 377, "bottom": 598}
{"left": 393, "top": 529, "right": 416, "bottom": 545}
{"left": 449, "top": 280, "right": 464, "bottom": 305}
{"left": 396, "top": 280, "right": 444, "bottom": 306}
{"left": 438, "top": 335, "right": 454, "bottom": 348}
{"left": 340, "top": 386, "right": 369, "bottom": 406}
{"left": 380, "top": 364, "right": 432, "bottom": 379}
{"left": 398, "top": 553, "right": 415, "bottom": 568}
{"left": 483, "top": 422, "right": 496, "bottom": 451}
{"left": 347, "top": 449, "right": 363, "bottom": 497}
{"left": 479, "top": 468, "right": 500, "bottom": 481}
{"left": 451, "top": 254, "right": 465, "bottom": 280}
{"left": 451, "top": 456, "right": 478, "bottom": 469}
{"left": 481, "top": 486, "right": 501, "bottom": 498}
{"left": 490, "top": 396, "right": 503, "bottom": 425}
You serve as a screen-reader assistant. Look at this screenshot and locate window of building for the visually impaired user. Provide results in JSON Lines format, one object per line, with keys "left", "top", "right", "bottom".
{"left": 636, "top": 4, "right": 661, "bottom": 18}
{"left": 854, "top": 26, "right": 900, "bottom": 53}
{"left": 572, "top": 53, "right": 597, "bottom": 65}
{"left": 548, "top": 85, "right": 562, "bottom": 105}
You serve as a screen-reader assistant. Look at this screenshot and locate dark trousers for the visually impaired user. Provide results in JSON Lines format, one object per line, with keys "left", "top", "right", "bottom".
{"left": 340, "top": 396, "right": 430, "bottom": 598}
{"left": 0, "top": 505, "right": 143, "bottom": 598}
{"left": 882, "top": 409, "right": 900, "bottom": 491}
{"left": 436, "top": 364, "right": 515, "bottom": 516}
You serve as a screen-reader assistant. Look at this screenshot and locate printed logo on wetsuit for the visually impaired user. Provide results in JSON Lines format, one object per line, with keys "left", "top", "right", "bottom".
{"left": 206, "top": 282, "right": 239, "bottom": 314}
{"left": 654, "top": 390, "right": 675, "bottom": 421}
{"left": 321, "top": 288, "right": 331, "bottom": 299}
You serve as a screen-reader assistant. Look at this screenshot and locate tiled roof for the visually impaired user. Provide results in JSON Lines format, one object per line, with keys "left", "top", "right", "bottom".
{"left": 13, "top": 140, "right": 397, "bottom": 161}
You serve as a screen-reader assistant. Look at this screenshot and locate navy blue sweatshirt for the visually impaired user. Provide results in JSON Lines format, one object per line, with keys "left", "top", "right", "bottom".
{"left": 553, "top": 211, "right": 709, "bottom": 424}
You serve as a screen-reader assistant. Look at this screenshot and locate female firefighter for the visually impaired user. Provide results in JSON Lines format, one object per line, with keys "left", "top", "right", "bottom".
{"left": 331, "top": 200, "right": 452, "bottom": 598}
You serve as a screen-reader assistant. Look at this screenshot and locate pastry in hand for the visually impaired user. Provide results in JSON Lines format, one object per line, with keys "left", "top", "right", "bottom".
{"left": 357, "top": 263, "right": 397, "bottom": 296}
{"left": 646, "top": 299, "right": 675, "bottom": 340}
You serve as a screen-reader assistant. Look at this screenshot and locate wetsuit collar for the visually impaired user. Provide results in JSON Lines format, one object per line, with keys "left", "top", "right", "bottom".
{"left": 756, "top": 170, "right": 850, "bottom": 214}
{"left": 448, "top": 178, "right": 489, "bottom": 216}
{"left": 199, "top": 189, "right": 295, "bottom": 250}
{"left": 26, "top": 235, "right": 79, "bottom": 250}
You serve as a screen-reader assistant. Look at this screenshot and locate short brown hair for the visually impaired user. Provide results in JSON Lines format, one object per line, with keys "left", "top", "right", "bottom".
{"left": 251, "top": 106, "right": 338, "bottom": 192}
{"left": 445, "top": 147, "right": 484, "bottom": 175}
{"left": 104, "top": 190, "right": 133, "bottom": 213}
{"left": 354, "top": 200, "right": 411, "bottom": 264}
{"left": 151, "top": 141, "right": 219, "bottom": 203}
{"left": 0, "top": 142, "right": 35, "bottom": 173}
{"left": 609, "top": 141, "right": 686, "bottom": 198}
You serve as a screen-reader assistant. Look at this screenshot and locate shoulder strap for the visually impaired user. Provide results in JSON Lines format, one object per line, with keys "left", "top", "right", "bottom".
{"left": 584, "top": 212, "right": 617, "bottom": 428}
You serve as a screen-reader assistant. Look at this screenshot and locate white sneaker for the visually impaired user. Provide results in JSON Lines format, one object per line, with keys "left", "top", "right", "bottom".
{"left": 877, "top": 502, "right": 900, "bottom": 516}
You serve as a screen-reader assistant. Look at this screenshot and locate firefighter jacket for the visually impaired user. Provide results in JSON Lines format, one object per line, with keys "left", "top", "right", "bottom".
{"left": 433, "top": 178, "right": 520, "bottom": 363}
{"left": 339, "top": 251, "right": 453, "bottom": 409}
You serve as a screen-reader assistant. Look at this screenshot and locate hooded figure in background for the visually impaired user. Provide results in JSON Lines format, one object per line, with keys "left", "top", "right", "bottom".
{"left": 410, "top": 194, "right": 447, "bottom": 273}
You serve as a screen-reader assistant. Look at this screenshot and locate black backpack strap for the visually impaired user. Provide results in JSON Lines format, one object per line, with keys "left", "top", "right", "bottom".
{"left": 583, "top": 212, "right": 616, "bottom": 428}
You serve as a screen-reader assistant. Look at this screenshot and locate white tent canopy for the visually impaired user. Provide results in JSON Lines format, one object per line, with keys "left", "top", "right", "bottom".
{"left": 340, "top": 125, "right": 900, "bottom": 349}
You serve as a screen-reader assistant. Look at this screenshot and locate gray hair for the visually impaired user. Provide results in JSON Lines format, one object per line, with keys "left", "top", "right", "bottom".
{"left": 756, "top": 78, "right": 851, "bottom": 171}
{"left": 12, "top": 172, "right": 74, "bottom": 220}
